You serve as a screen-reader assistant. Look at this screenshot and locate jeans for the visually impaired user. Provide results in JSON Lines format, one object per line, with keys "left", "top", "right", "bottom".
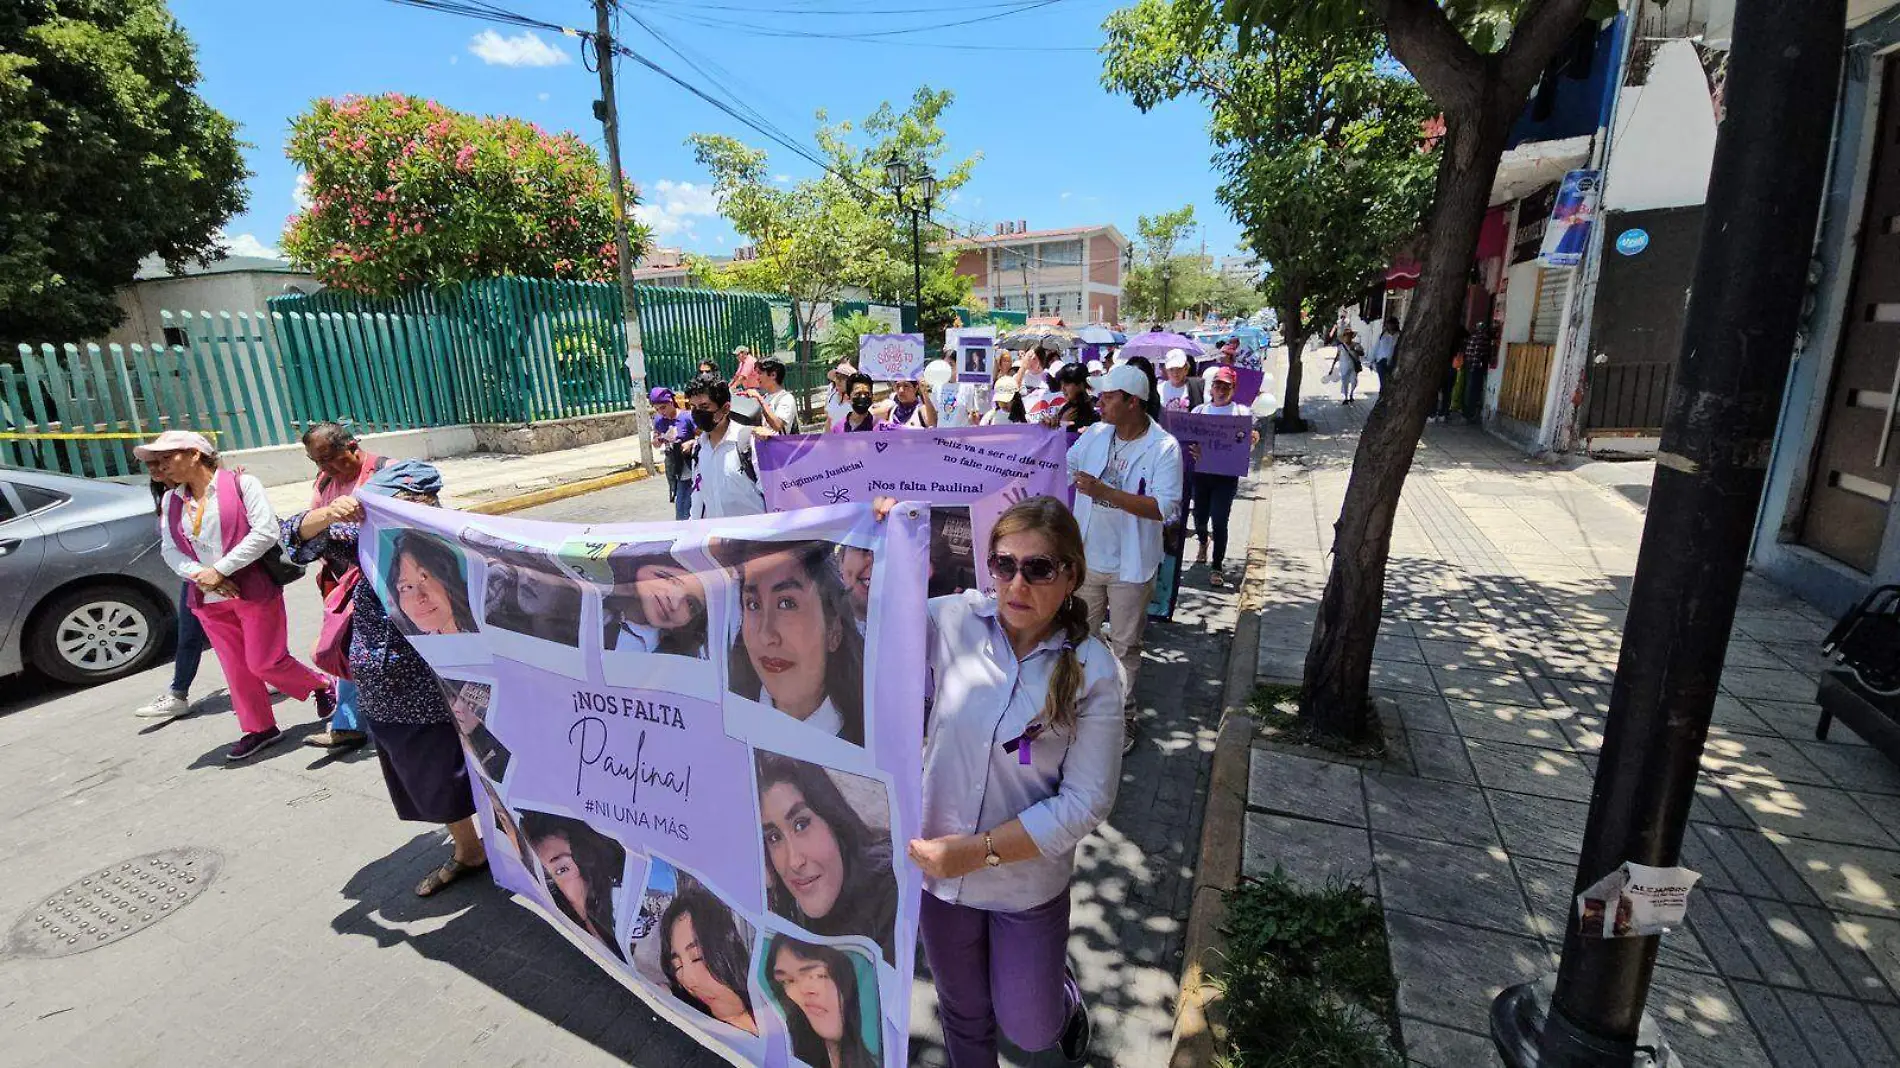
{"left": 1463, "top": 364, "right": 1488, "bottom": 422}
{"left": 672, "top": 477, "right": 693, "bottom": 522}
{"left": 1375, "top": 362, "right": 1391, "bottom": 395}
{"left": 1077, "top": 570, "right": 1156, "bottom": 707}
{"left": 330, "top": 680, "right": 363, "bottom": 732}
{"left": 1437, "top": 366, "right": 1457, "bottom": 418}
{"left": 920, "top": 890, "right": 1077, "bottom": 1068}
{"left": 1192, "top": 475, "right": 1240, "bottom": 569}
{"left": 169, "top": 582, "right": 208, "bottom": 697}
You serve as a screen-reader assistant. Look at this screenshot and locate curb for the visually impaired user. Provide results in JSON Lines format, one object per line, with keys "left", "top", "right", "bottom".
{"left": 1169, "top": 461, "right": 1271, "bottom": 1068}
{"left": 461, "top": 465, "right": 652, "bottom": 516}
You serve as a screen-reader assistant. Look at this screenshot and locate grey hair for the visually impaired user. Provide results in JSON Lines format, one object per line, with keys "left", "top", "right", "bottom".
{"left": 301, "top": 422, "right": 357, "bottom": 449}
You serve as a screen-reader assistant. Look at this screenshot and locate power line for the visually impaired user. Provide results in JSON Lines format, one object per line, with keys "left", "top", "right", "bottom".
{"left": 639, "top": 0, "right": 1073, "bottom": 42}
{"left": 379, "top": 0, "right": 996, "bottom": 239}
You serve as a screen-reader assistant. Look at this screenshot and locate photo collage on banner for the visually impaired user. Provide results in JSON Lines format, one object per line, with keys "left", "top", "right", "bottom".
{"left": 358, "top": 497, "right": 930, "bottom": 1068}
{"left": 755, "top": 424, "right": 1072, "bottom": 598}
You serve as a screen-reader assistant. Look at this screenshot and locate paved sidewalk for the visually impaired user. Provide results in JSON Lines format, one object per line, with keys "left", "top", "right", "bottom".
{"left": 1245, "top": 349, "right": 1900, "bottom": 1067}
{"left": 0, "top": 450, "right": 1257, "bottom": 1066}
{"left": 262, "top": 434, "right": 652, "bottom": 515}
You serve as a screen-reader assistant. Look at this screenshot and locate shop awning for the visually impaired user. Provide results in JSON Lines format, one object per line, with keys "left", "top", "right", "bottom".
{"left": 1384, "top": 258, "right": 1422, "bottom": 290}
{"left": 1489, "top": 134, "right": 1593, "bottom": 206}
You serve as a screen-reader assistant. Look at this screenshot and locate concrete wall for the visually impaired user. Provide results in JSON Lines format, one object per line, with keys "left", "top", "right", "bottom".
{"left": 1601, "top": 40, "right": 1718, "bottom": 214}
{"left": 227, "top": 424, "right": 480, "bottom": 487}
{"left": 471, "top": 410, "right": 642, "bottom": 455}
{"left": 102, "top": 271, "right": 317, "bottom": 347}
{"left": 1754, "top": 13, "right": 1900, "bottom": 616}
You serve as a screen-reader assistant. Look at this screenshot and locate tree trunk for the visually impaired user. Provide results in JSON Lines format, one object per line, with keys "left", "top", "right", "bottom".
{"left": 1275, "top": 295, "right": 1309, "bottom": 433}
{"left": 1301, "top": 103, "right": 1515, "bottom": 739}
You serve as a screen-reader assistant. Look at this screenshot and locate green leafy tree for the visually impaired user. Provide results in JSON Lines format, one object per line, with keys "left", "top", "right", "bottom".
{"left": 691, "top": 88, "right": 978, "bottom": 347}
{"left": 1123, "top": 206, "right": 1199, "bottom": 322}
{"left": 818, "top": 311, "right": 887, "bottom": 366}
{"left": 1221, "top": 0, "right": 1608, "bottom": 737}
{"left": 0, "top": 0, "right": 248, "bottom": 342}
{"left": 282, "top": 94, "right": 641, "bottom": 296}
{"left": 1104, "top": 0, "right": 1437, "bottom": 432}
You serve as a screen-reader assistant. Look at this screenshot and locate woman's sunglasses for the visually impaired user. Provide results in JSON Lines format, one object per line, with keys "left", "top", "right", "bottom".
{"left": 987, "top": 553, "right": 1068, "bottom": 585}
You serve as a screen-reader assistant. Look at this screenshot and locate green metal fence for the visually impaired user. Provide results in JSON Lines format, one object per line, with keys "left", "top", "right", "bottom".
{"left": 3, "top": 278, "right": 1002, "bottom": 478}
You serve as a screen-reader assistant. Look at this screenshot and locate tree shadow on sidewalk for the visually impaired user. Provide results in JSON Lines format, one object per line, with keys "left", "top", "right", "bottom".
{"left": 329, "top": 830, "right": 726, "bottom": 1066}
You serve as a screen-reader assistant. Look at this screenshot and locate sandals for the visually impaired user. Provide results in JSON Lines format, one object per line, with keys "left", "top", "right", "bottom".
{"left": 415, "top": 856, "right": 488, "bottom": 897}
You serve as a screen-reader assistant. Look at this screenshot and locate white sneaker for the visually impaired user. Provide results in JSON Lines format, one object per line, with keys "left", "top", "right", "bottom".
{"left": 134, "top": 693, "right": 190, "bottom": 718}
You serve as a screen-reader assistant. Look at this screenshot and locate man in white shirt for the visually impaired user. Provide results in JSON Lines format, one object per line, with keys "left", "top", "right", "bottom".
{"left": 1066, "top": 364, "right": 1184, "bottom": 751}
{"left": 1369, "top": 316, "right": 1400, "bottom": 395}
{"left": 1158, "top": 349, "right": 1204, "bottom": 412}
{"left": 744, "top": 358, "right": 801, "bottom": 434}
{"left": 682, "top": 379, "right": 770, "bottom": 519}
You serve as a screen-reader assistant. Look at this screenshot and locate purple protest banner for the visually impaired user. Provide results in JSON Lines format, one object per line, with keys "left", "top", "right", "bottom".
{"left": 1163, "top": 410, "right": 1255, "bottom": 477}
{"left": 1231, "top": 367, "right": 1264, "bottom": 406}
{"left": 757, "top": 425, "right": 1071, "bottom": 595}
{"left": 358, "top": 497, "right": 930, "bottom": 1068}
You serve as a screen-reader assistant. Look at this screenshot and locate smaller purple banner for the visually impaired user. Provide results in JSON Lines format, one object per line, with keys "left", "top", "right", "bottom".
{"left": 1163, "top": 411, "right": 1254, "bottom": 477}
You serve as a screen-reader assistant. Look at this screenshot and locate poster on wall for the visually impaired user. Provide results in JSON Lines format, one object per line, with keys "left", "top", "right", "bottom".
{"left": 864, "top": 304, "right": 903, "bottom": 334}
{"left": 1538, "top": 169, "right": 1601, "bottom": 268}
{"left": 359, "top": 497, "right": 930, "bottom": 1068}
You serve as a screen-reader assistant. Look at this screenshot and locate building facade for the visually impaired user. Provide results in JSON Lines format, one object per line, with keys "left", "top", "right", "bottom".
{"left": 103, "top": 255, "right": 321, "bottom": 348}
{"left": 1754, "top": 2, "right": 1900, "bottom": 615}
{"left": 946, "top": 223, "right": 1129, "bottom": 325}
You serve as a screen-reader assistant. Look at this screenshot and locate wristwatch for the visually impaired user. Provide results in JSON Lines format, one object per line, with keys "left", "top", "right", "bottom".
{"left": 983, "top": 832, "right": 1002, "bottom": 868}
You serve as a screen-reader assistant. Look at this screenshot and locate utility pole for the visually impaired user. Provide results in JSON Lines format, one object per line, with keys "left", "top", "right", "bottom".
{"left": 1491, "top": 2, "right": 1845, "bottom": 1064}
{"left": 592, "top": 0, "right": 658, "bottom": 476}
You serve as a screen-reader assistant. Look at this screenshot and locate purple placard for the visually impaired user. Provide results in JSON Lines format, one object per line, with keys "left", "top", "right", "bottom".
{"left": 358, "top": 496, "right": 929, "bottom": 1068}
{"left": 755, "top": 424, "right": 1070, "bottom": 509}
{"left": 956, "top": 329, "right": 995, "bottom": 384}
{"left": 1163, "top": 410, "right": 1254, "bottom": 477}
{"left": 1231, "top": 367, "right": 1264, "bottom": 406}
{"left": 858, "top": 333, "right": 927, "bottom": 382}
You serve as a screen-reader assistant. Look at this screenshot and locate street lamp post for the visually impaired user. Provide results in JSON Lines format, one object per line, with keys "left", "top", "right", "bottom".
{"left": 885, "top": 157, "right": 937, "bottom": 336}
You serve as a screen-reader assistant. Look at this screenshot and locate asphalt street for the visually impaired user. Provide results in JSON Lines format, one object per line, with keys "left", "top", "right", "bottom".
{"left": 0, "top": 460, "right": 1243, "bottom": 1067}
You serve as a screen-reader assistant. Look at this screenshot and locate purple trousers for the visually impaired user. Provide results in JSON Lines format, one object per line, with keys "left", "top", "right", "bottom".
{"left": 919, "top": 888, "right": 1077, "bottom": 1068}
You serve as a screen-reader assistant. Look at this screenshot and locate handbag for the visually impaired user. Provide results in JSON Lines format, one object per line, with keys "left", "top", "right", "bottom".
{"left": 258, "top": 543, "right": 306, "bottom": 587}
{"left": 312, "top": 565, "right": 360, "bottom": 679}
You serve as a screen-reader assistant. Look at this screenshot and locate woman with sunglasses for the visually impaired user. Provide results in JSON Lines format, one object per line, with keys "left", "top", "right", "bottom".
{"left": 874, "top": 495, "right": 1122, "bottom": 1067}
{"left": 1188, "top": 366, "right": 1260, "bottom": 588}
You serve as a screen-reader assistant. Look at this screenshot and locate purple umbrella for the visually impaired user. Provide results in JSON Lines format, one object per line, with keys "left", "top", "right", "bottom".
{"left": 1117, "top": 331, "right": 1209, "bottom": 362}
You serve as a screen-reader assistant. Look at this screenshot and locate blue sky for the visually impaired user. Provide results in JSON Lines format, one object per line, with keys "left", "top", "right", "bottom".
{"left": 170, "top": 0, "right": 1245, "bottom": 262}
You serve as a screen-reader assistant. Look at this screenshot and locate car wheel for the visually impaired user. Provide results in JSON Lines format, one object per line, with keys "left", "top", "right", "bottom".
{"left": 29, "top": 585, "right": 168, "bottom": 686}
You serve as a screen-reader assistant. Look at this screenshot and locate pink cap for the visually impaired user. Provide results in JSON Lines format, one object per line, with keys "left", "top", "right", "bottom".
{"left": 1213, "top": 366, "right": 1238, "bottom": 385}
{"left": 133, "top": 430, "right": 217, "bottom": 461}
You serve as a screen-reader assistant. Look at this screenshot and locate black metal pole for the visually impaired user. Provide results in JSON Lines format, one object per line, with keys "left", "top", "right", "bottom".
{"left": 1492, "top": 2, "right": 1846, "bottom": 1063}
{"left": 911, "top": 207, "right": 925, "bottom": 334}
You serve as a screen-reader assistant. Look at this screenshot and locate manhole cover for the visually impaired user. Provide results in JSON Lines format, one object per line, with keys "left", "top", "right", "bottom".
{"left": 6, "top": 848, "right": 221, "bottom": 959}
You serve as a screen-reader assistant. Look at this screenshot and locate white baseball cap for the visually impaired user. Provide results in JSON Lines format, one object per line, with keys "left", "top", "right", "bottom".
{"left": 1086, "top": 359, "right": 1105, "bottom": 375}
{"left": 1163, "top": 348, "right": 1191, "bottom": 370}
{"left": 1089, "top": 363, "right": 1151, "bottom": 401}
{"left": 134, "top": 429, "right": 218, "bottom": 461}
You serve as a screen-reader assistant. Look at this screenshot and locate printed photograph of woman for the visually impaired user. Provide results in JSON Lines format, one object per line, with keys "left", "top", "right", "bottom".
{"left": 631, "top": 859, "right": 761, "bottom": 1038}
{"left": 834, "top": 545, "right": 873, "bottom": 636}
{"left": 381, "top": 529, "right": 478, "bottom": 637}
{"left": 717, "top": 540, "right": 867, "bottom": 747}
{"left": 458, "top": 529, "right": 584, "bottom": 647}
{"left": 519, "top": 810, "right": 627, "bottom": 962}
{"left": 602, "top": 550, "right": 711, "bottom": 658}
{"left": 755, "top": 751, "right": 897, "bottom": 964}
{"left": 762, "top": 935, "right": 882, "bottom": 1068}
{"left": 442, "top": 678, "right": 509, "bottom": 783}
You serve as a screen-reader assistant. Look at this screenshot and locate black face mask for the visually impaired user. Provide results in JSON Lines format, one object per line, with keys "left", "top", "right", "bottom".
{"left": 851, "top": 395, "right": 873, "bottom": 414}
{"left": 691, "top": 409, "right": 720, "bottom": 432}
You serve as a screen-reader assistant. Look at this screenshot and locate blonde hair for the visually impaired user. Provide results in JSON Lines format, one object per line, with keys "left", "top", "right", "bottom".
{"left": 988, "top": 496, "right": 1090, "bottom": 734}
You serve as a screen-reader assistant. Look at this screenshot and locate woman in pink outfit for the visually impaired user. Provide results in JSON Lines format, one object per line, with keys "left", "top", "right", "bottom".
{"left": 138, "top": 431, "right": 334, "bottom": 761}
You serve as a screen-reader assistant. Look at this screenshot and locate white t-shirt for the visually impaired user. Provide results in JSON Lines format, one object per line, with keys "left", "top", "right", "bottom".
{"left": 158, "top": 473, "right": 280, "bottom": 603}
{"left": 763, "top": 389, "right": 799, "bottom": 432}
{"left": 1066, "top": 420, "right": 1185, "bottom": 584}
{"left": 1159, "top": 379, "right": 1193, "bottom": 412}
{"left": 824, "top": 389, "right": 851, "bottom": 427}
{"left": 980, "top": 406, "right": 1022, "bottom": 426}
{"left": 1193, "top": 401, "right": 1245, "bottom": 417}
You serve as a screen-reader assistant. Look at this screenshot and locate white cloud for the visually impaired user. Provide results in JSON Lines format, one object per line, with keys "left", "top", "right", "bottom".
{"left": 1060, "top": 191, "right": 1072, "bottom": 200}
{"left": 538, "top": 92, "right": 551, "bottom": 102}
{"left": 772, "top": 174, "right": 790, "bottom": 184}
{"left": 293, "top": 172, "right": 313, "bottom": 212}
{"left": 631, "top": 179, "right": 723, "bottom": 241}
{"left": 468, "top": 29, "right": 569, "bottom": 68}
{"left": 219, "top": 231, "right": 279, "bottom": 259}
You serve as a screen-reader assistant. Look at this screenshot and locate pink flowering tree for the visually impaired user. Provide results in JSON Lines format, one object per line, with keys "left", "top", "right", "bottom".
{"left": 282, "top": 94, "right": 647, "bottom": 295}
